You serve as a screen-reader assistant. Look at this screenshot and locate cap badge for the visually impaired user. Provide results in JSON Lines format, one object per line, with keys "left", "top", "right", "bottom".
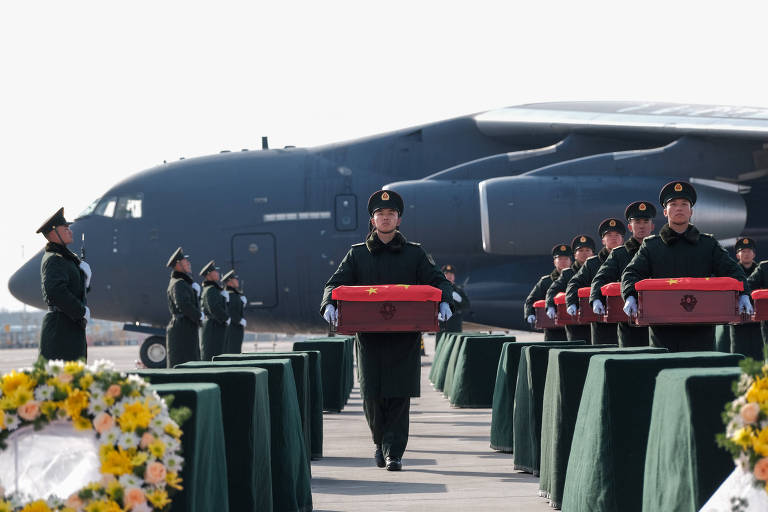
{"left": 639, "top": 203, "right": 647, "bottom": 211}
{"left": 580, "top": 236, "right": 586, "bottom": 243}
{"left": 560, "top": 245, "right": 566, "bottom": 251}
{"left": 743, "top": 239, "right": 749, "bottom": 244}
{"left": 381, "top": 192, "right": 390, "bottom": 201}
{"left": 674, "top": 183, "right": 683, "bottom": 192}
{"left": 609, "top": 220, "right": 616, "bottom": 227}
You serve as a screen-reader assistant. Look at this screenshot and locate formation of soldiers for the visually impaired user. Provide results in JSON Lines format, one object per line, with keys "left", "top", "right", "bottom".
{"left": 165, "top": 248, "right": 248, "bottom": 367}
{"left": 524, "top": 180, "right": 765, "bottom": 356}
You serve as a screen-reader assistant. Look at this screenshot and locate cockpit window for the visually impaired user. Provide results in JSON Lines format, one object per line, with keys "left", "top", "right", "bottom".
{"left": 78, "top": 194, "right": 143, "bottom": 219}
{"left": 78, "top": 198, "right": 101, "bottom": 218}
{"left": 116, "top": 194, "right": 143, "bottom": 219}
{"left": 95, "top": 197, "right": 117, "bottom": 217}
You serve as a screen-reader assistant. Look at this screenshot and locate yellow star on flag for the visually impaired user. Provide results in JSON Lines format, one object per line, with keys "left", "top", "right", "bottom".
{"left": 366, "top": 287, "right": 378, "bottom": 295}
{"left": 396, "top": 284, "right": 411, "bottom": 289}
{"left": 667, "top": 279, "right": 679, "bottom": 285}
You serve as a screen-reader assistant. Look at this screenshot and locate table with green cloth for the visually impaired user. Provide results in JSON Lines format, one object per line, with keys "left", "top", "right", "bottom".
{"left": 490, "top": 340, "right": 586, "bottom": 453}
{"left": 448, "top": 335, "right": 516, "bottom": 407}
{"left": 642, "top": 367, "right": 741, "bottom": 512}
{"left": 151, "top": 383, "right": 229, "bottom": 512}
{"left": 512, "top": 343, "right": 600, "bottom": 474}
{"left": 215, "top": 352, "right": 312, "bottom": 466}
{"left": 178, "top": 360, "right": 312, "bottom": 512}
{"left": 538, "top": 347, "right": 667, "bottom": 509}
{"left": 443, "top": 334, "right": 502, "bottom": 400}
{"left": 135, "top": 368, "right": 273, "bottom": 512}
{"left": 562, "top": 352, "right": 741, "bottom": 512}
{"left": 429, "top": 332, "right": 485, "bottom": 387}
{"left": 294, "top": 337, "right": 354, "bottom": 412}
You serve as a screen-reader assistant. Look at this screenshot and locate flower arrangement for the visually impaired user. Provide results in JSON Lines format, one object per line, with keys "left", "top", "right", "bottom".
{"left": 718, "top": 357, "right": 768, "bottom": 497}
{"left": 0, "top": 359, "right": 189, "bottom": 512}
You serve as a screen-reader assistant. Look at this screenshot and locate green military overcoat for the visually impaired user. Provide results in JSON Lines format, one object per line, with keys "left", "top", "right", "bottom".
{"left": 201, "top": 281, "right": 229, "bottom": 360}
{"left": 166, "top": 270, "right": 201, "bottom": 367}
{"left": 39, "top": 242, "right": 88, "bottom": 361}
{"left": 321, "top": 231, "right": 453, "bottom": 399}
{"left": 225, "top": 286, "right": 245, "bottom": 354}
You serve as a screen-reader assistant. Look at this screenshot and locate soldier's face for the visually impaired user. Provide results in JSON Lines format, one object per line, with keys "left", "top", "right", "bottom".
{"left": 574, "top": 247, "right": 593, "bottom": 263}
{"left": 50, "top": 225, "right": 73, "bottom": 245}
{"left": 628, "top": 218, "right": 654, "bottom": 240}
{"left": 444, "top": 271, "right": 455, "bottom": 284}
{"left": 554, "top": 256, "right": 571, "bottom": 271}
{"left": 207, "top": 270, "right": 220, "bottom": 282}
{"left": 602, "top": 231, "right": 623, "bottom": 250}
{"left": 177, "top": 258, "right": 191, "bottom": 273}
{"left": 664, "top": 199, "right": 692, "bottom": 225}
{"left": 738, "top": 248, "right": 755, "bottom": 266}
{"left": 227, "top": 278, "right": 239, "bottom": 288}
{"left": 371, "top": 208, "right": 401, "bottom": 233}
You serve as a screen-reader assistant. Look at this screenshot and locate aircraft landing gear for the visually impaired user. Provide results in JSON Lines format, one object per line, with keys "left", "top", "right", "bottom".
{"left": 139, "top": 335, "right": 167, "bottom": 368}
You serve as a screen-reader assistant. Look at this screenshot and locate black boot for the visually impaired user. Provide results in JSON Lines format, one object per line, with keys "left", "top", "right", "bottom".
{"left": 374, "top": 445, "right": 385, "bottom": 468}
{"left": 385, "top": 456, "right": 402, "bottom": 471}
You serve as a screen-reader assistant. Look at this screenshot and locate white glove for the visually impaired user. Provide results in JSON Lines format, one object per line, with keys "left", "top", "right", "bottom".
{"left": 452, "top": 291, "right": 462, "bottom": 303}
{"left": 225, "top": 317, "right": 231, "bottom": 326}
{"left": 438, "top": 302, "right": 453, "bottom": 322}
{"left": 527, "top": 314, "right": 536, "bottom": 325}
{"left": 623, "top": 296, "right": 638, "bottom": 317}
{"left": 191, "top": 282, "right": 201, "bottom": 297}
{"left": 323, "top": 304, "right": 338, "bottom": 325}
{"left": 239, "top": 318, "right": 247, "bottom": 327}
{"left": 739, "top": 294, "right": 754, "bottom": 315}
{"left": 592, "top": 299, "right": 606, "bottom": 315}
{"left": 566, "top": 304, "right": 578, "bottom": 317}
{"left": 79, "top": 261, "right": 92, "bottom": 288}
{"left": 240, "top": 295, "right": 247, "bottom": 306}
{"left": 200, "top": 311, "right": 205, "bottom": 322}
{"left": 546, "top": 306, "right": 556, "bottom": 320}
{"left": 221, "top": 290, "right": 230, "bottom": 303}
{"left": 83, "top": 306, "right": 91, "bottom": 323}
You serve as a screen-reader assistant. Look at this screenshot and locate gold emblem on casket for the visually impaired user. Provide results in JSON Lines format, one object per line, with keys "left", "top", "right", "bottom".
{"left": 380, "top": 302, "right": 397, "bottom": 320}
{"left": 680, "top": 294, "right": 697, "bottom": 312}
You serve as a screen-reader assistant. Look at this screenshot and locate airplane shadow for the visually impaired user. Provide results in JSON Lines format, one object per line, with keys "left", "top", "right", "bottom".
{"left": 311, "top": 477, "right": 447, "bottom": 496}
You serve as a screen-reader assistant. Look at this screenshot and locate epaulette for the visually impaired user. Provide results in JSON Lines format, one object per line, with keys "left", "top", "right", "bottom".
{"left": 642, "top": 234, "right": 660, "bottom": 242}
{"left": 407, "top": 241, "right": 421, "bottom": 246}
{"left": 351, "top": 242, "right": 366, "bottom": 247}
{"left": 699, "top": 232, "right": 716, "bottom": 239}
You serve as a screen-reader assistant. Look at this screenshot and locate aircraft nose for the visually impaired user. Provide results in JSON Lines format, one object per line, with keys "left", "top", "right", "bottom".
{"left": 8, "top": 252, "right": 46, "bottom": 309}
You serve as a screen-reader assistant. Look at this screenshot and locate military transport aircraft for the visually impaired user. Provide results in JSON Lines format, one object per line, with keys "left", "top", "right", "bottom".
{"left": 9, "top": 101, "right": 768, "bottom": 366}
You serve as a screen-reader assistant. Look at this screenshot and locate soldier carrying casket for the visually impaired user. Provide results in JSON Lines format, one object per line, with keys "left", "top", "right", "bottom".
{"left": 523, "top": 244, "right": 572, "bottom": 340}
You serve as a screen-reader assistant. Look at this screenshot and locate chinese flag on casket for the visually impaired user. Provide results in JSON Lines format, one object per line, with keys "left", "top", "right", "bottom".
{"left": 600, "top": 282, "right": 629, "bottom": 323}
{"left": 634, "top": 277, "right": 742, "bottom": 325}
{"left": 534, "top": 300, "right": 555, "bottom": 330}
{"left": 577, "top": 287, "right": 601, "bottom": 324}
{"left": 751, "top": 289, "right": 768, "bottom": 321}
{"left": 332, "top": 284, "right": 441, "bottom": 334}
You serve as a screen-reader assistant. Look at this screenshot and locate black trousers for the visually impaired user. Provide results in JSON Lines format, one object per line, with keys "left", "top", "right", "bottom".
{"left": 649, "top": 325, "right": 715, "bottom": 352}
{"left": 590, "top": 322, "right": 619, "bottom": 345}
{"left": 363, "top": 396, "right": 410, "bottom": 459}
{"left": 565, "top": 324, "right": 591, "bottom": 344}
{"left": 543, "top": 327, "right": 568, "bottom": 341}
{"left": 617, "top": 322, "right": 650, "bottom": 347}
{"left": 730, "top": 323, "right": 765, "bottom": 360}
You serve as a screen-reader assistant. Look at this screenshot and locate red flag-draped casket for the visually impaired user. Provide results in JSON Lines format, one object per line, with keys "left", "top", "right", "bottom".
{"left": 332, "top": 284, "right": 441, "bottom": 334}
{"left": 534, "top": 299, "right": 555, "bottom": 329}
{"left": 601, "top": 282, "right": 629, "bottom": 323}
{"left": 577, "top": 287, "right": 601, "bottom": 324}
{"left": 752, "top": 289, "right": 768, "bottom": 322}
{"left": 634, "top": 277, "right": 742, "bottom": 326}
{"left": 554, "top": 292, "right": 578, "bottom": 326}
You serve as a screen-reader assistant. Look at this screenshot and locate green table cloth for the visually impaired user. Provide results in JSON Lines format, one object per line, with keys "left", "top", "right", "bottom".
{"left": 449, "top": 335, "right": 516, "bottom": 407}
{"left": 444, "top": 334, "right": 502, "bottom": 400}
{"left": 562, "top": 352, "right": 741, "bottom": 512}
{"left": 642, "top": 367, "right": 741, "bottom": 512}
{"left": 430, "top": 332, "right": 484, "bottom": 387}
{"left": 179, "top": 360, "right": 312, "bottom": 512}
{"left": 215, "top": 352, "right": 312, "bottom": 465}
{"left": 512, "top": 343, "right": 600, "bottom": 474}
{"left": 490, "top": 340, "right": 586, "bottom": 453}
{"left": 538, "top": 347, "right": 666, "bottom": 509}
{"left": 151, "top": 383, "right": 229, "bottom": 512}
{"left": 294, "top": 337, "right": 353, "bottom": 412}
{"left": 135, "top": 368, "right": 273, "bottom": 512}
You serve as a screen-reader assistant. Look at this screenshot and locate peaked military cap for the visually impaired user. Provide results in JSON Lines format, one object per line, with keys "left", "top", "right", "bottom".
{"left": 441, "top": 264, "right": 456, "bottom": 273}
{"left": 222, "top": 270, "right": 238, "bottom": 281}
{"left": 367, "top": 189, "right": 404, "bottom": 216}
{"left": 199, "top": 260, "right": 219, "bottom": 277}
{"left": 36, "top": 207, "right": 72, "bottom": 234}
{"left": 659, "top": 181, "right": 697, "bottom": 207}
{"left": 166, "top": 247, "right": 188, "bottom": 268}
{"left": 598, "top": 218, "right": 626, "bottom": 238}
{"left": 735, "top": 237, "right": 756, "bottom": 252}
{"left": 625, "top": 201, "right": 656, "bottom": 220}
{"left": 552, "top": 244, "right": 573, "bottom": 258}
{"left": 571, "top": 234, "right": 596, "bottom": 252}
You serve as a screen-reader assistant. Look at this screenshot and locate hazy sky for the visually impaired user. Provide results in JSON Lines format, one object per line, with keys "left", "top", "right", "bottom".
{"left": 2, "top": 0, "right": 767, "bottom": 310}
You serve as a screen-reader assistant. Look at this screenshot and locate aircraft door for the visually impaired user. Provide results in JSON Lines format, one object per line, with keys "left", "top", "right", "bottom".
{"left": 231, "top": 233, "right": 278, "bottom": 308}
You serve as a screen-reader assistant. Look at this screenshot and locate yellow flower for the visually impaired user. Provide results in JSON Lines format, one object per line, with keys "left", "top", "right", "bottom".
{"left": 19, "top": 500, "right": 51, "bottom": 512}
{"left": 164, "top": 421, "right": 182, "bottom": 439}
{"left": 105, "top": 479, "right": 123, "bottom": 500}
{"left": 131, "top": 451, "right": 149, "bottom": 467}
{"left": 1, "top": 371, "right": 34, "bottom": 396}
{"left": 146, "top": 489, "right": 171, "bottom": 509}
{"left": 83, "top": 500, "right": 121, "bottom": 512}
{"left": 63, "top": 361, "right": 85, "bottom": 375}
{"left": 100, "top": 447, "right": 133, "bottom": 476}
{"left": 148, "top": 438, "right": 166, "bottom": 458}
{"left": 0, "top": 409, "right": 4, "bottom": 430}
{"left": 118, "top": 401, "right": 152, "bottom": 432}
{"left": 0, "top": 500, "right": 12, "bottom": 512}
{"left": 73, "top": 416, "right": 92, "bottom": 431}
{"left": 78, "top": 373, "right": 94, "bottom": 389}
{"left": 754, "top": 427, "right": 768, "bottom": 457}
{"left": 40, "top": 401, "right": 57, "bottom": 417}
{"left": 733, "top": 427, "right": 753, "bottom": 449}
{"left": 62, "top": 389, "right": 89, "bottom": 418}
{"left": 166, "top": 471, "right": 183, "bottom": 491}
{"left": 0, "top": 396, "right": 13, "bottom": 411}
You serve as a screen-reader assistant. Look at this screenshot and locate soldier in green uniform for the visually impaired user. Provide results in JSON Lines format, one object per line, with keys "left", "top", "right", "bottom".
{"left": 166, "top": 247, "right": 201, "bottom": 367}
{"left": 523, "top": 244, "right": 572, "bottom": 341}
{"left": 622, "top": 181, "right": 752, "bottom": 352}
{"left": 729, "top": 237, "right": 764, "bottom": 359}
{"left": 438, "top": 264, "right": 471, "bottom": 333}
{"left": 545, "top": 235, "right": 595, "bottom": 343}
{"left": 320, "top": 190, "right": 453, "bottom": 471}
{"left": 565, "top": 218, "right": 626, "bottom": 344}
{"left": 199, "top": 260, "right": 230, "bottom": 360}
{"left": 223, "top": 270, "right": 247, "bottom": 354}
{"left": 590, "top": 201, "right": 656, "bottom": 347}
{"left": 747, "top": 254, "right": 768, "bottom": 357}
{"left": 37, "top": 208, "right": 91, "bottom": 361}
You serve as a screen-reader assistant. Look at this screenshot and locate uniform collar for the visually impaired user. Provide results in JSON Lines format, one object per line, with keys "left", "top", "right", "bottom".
{"left": 572, "top": 260, "right": 583, "bottom": 271}
{"left": 45, "top": 242, "right": 80, "bottom": 264}
{"left": 171, "top": 270, "right": 193, "bottom": 283}
{"left": 366, "top": 230, "right": 407, "bottom": 254}
{"left": 659, "top": 224, "right": 700, "bottom": 245}
{"left": 598, "top": 247, "right": 611, "bottom": 263}
{"left": 550, "top": 268, "right": 560, "bottom": 280}
{"left": 226, "top": 285, "right": 240, "bottom": 293}
{"left": 625, "top": 237, "right": 641, "bottom": 253}
{"left": 203, "top": 280, "right": 222, "bottom": 289}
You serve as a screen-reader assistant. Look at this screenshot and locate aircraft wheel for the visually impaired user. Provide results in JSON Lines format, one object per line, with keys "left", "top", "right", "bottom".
{"left": 140, "top": 335, "right": 167, "bottom": 368}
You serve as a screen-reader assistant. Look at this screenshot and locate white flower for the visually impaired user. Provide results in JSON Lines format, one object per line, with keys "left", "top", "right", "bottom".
{"left": 118, "top": 431, "right": 140, "bottom": 450}
{"left": 162, "top": 434, "right": 180, "bottom": 453}
{"left": 88, "top": 359, "right": 115, "bottom": 372}
{"left": 87, "top": 396, "right": 110, "bottom": 416}
{"left": 163, "top": 453, "right": 184, "bottom": 472}
{"left": 100, "top": 426, "right": 122, "bottom": 445}
{"left": 46, "top": 360, "right": 65, "bottom": 373}
{"left": 5, "top": 414, "right": 20, "bottom": 431}
{"left": 127, "top": 374, "right": 148, "bottom": 387}
{"left": 112, "top": 400, "right": 127, "bottom": 416}
{"left": 34, "top": 384, "right": 55, "bottom": 402}
{"left": 119, "top": 473, "right": 143, "bottom": 488}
